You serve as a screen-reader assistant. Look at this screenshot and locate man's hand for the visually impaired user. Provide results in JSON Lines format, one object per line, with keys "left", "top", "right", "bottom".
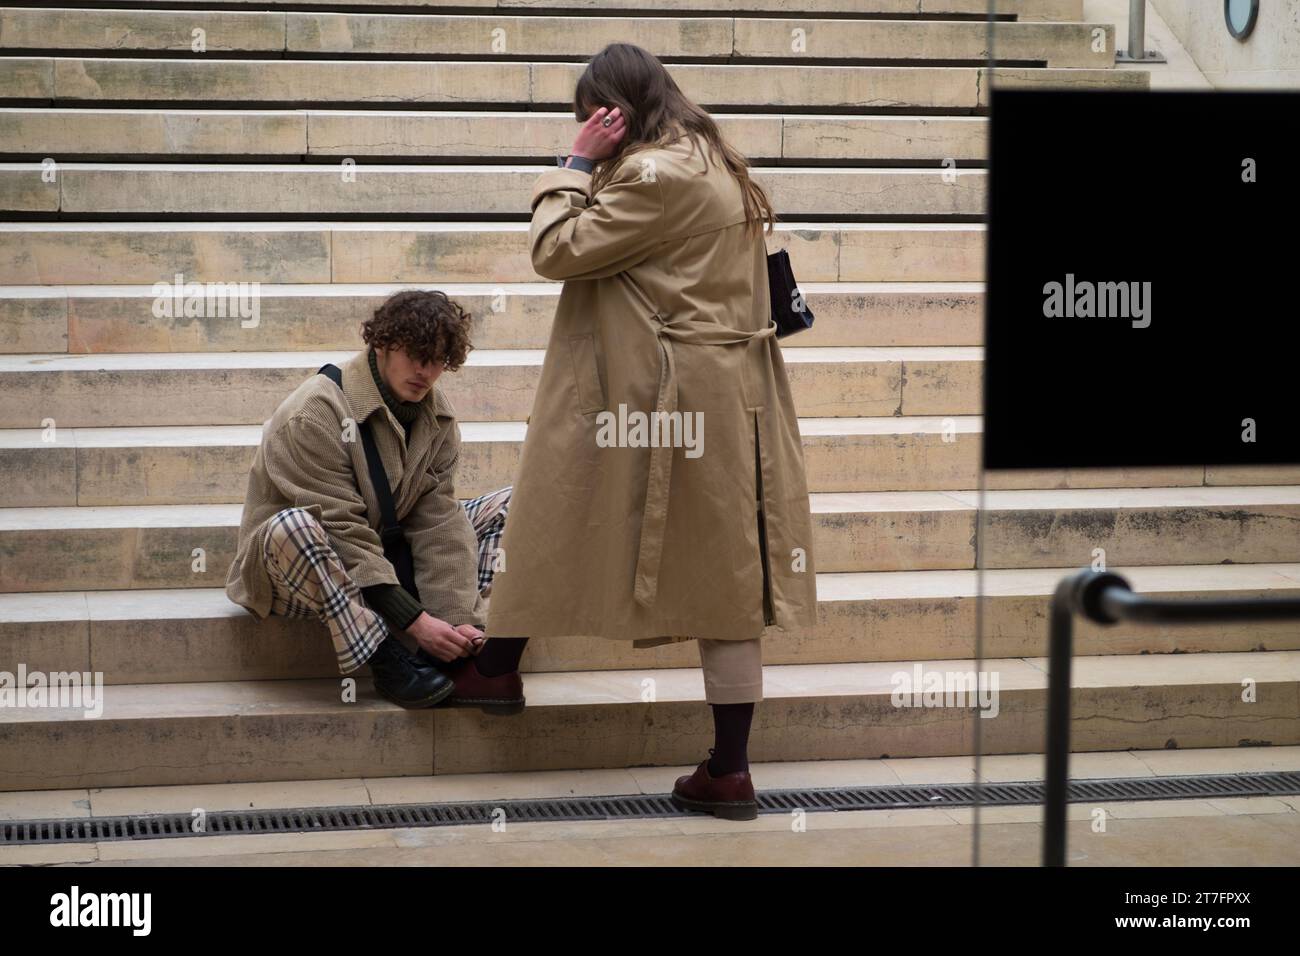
{"left": 454, "top": 623, "right": 486, "bottom": 654}
{"left": 406, "top": 612, "right": 477, "bottom": 662}
{"left": 571, "top": 106, "right": 626, "bottom": 163}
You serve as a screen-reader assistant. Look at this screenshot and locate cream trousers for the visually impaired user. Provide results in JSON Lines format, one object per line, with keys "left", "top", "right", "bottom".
{"left": 697, "top": 637, "right": 764, "bottom": 705}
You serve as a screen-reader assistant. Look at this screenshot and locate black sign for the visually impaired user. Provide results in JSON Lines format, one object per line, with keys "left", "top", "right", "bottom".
{"left": 983, "top": 89, "right": 1298, "bottom": 469}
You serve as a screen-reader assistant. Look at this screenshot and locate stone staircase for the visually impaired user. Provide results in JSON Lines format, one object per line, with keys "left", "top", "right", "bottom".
{"left": 1, "top": 0, "right": 1298, "bottom": 797}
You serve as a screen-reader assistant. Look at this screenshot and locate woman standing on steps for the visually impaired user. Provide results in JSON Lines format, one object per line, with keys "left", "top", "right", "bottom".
{"left": 441, "top": 43, "right": 819, "bottom": 821}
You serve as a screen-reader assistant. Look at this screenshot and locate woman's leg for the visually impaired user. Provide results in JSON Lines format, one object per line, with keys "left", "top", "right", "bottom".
{"left": 474, "top": 636, "right": 528, "bottom": 676}
{"left": 697, "top": 637, "right": 764, "bottom": 776}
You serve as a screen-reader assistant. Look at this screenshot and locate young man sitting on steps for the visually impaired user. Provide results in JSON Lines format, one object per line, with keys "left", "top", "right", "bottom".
{"left": 224, "top": 289, "right": 525, "bottom": 711}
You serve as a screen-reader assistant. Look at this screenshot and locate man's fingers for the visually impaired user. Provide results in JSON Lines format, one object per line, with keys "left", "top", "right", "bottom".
{"left": 442, "top": 629, "right": 475, "bottom": 653}
{"left": 417, "top": 640, "right": 451, "bottom": 663}
{"left": 429, "top": 637, "right": 467, "bottom": 659}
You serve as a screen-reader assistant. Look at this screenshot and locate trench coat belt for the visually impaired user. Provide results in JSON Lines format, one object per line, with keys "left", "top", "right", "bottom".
{"left": 632, "top": 315, "right": 779, "bottom": 608}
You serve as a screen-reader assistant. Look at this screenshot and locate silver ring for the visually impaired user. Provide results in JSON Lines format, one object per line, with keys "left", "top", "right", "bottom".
{"left": 601, "top": 116, "right": 613, "bottom": 127}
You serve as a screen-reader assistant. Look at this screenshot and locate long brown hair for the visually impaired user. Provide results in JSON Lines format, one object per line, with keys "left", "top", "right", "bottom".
{"left": 574, "top": 43, "right": 776, "bottom": 240}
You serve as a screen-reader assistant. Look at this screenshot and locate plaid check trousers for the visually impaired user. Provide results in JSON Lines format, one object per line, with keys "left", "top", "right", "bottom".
{"left": 261, "top": 485, "right": 511, "bottom": 674}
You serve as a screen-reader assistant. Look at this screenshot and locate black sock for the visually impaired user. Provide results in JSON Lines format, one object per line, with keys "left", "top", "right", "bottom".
{"left": 474, "top": 636, "right": 529, "bottom": 677}
{"left": 707, "top": 702, "right": 754, "bottom": 776}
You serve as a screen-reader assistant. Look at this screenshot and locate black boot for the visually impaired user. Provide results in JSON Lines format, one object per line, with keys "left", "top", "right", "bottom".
{"left": 366, "top": 636, "right": 454, "bottom": 709}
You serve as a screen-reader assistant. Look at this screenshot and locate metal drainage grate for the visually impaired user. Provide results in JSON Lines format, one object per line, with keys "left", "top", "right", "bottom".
{"left": 4, "top": 771, "right": 1298, "bottom": 845}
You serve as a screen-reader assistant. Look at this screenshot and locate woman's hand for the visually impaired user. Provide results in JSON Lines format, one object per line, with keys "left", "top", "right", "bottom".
{"left": 571, "top": 107, "right": 627, "bottom": 163}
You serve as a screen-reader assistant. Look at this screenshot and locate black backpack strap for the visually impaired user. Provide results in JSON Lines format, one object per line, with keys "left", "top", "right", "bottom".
{"left": 317, "top": 363, "right": 418, "bottom": 598}
{"left": 318, "top": 362, "right": 343, "bottom": 388}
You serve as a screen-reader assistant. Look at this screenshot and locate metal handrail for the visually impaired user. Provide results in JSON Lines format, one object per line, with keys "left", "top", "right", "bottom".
{"left": 1043, "top": 568, "right": 1300, "bottom": 866}
{"left": 1116, "top": 0, "right": 1166, "bottom": 63}
{"left": 1128, "top": 0, "right": 1147, "bottom": 61}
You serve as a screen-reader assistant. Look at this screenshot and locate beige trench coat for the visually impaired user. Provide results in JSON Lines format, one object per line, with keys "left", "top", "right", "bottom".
{"left": 485, "top": 130, "right": 819, "bottom": 647}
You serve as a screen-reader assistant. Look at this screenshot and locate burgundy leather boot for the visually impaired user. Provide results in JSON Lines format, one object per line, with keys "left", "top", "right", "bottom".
{"left": 438, "top": 654, "right": 525, "bottom": 715}
{"left": 670, "top": 748, "right": 759, "bottom": 821}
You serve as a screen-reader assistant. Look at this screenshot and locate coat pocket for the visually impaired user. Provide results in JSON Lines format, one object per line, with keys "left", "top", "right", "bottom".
{"left": 567, "top": 333, "right": 607, "bottom": 414}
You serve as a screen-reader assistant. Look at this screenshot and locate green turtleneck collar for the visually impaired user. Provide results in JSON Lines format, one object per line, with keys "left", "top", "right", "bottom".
{"left": 368, "top": 346, "right": 423, "bottom": 425}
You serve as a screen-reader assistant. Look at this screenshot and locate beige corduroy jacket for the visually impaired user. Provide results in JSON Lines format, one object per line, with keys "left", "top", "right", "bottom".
{"left": 224, "top": 348, "right": 485, "bottom": 629}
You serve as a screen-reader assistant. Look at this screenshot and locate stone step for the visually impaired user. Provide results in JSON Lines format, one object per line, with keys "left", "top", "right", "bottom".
{"left": 0, "top": 10, "right": 1114, "bottom": 68}
{"left": 4, "top": 487, "right": 1300, "bottom": 593}
{"left": 11, "top": 419, "right": 1298, "bottom": 509}
{"left": 0, "top": 347, "right": 984, "bottom": 425}
{"left": 0, "top": 417, "right": 990, "bottom": 505}
{"left": 0, "top": 222, "right": 986, "bottom": 286}
{"left": 88, "top": 0, "right": 1083, "bottom": 21}
{"left": 1, "top": 650, "right": 1294, "bottom": 789}
{"left": 0, "top": 108, "right": 990, "bottom": 163}
{"left": 3, "top": 565, "right": 1298, "bottom": 685}
{"left": 0, "top": 162, "right": 987, "bottom": 217}
{"left": 1, "top": 281, "right": 985, "bottom": 354}
{"left": 1, "top": 59, "right": 1147, "bottom": 109}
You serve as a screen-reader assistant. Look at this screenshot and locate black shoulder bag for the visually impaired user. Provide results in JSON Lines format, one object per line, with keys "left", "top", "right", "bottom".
{"left": 317, "top": 363, "right": 420, "bottom": 600}
{"left": 767, "top": 247, "right": 815, "bottom": 338}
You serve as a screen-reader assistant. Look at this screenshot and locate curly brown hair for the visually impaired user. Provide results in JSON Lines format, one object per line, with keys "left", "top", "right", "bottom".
{"left": 360, "top": 290, "right": 473, "bottom": 372}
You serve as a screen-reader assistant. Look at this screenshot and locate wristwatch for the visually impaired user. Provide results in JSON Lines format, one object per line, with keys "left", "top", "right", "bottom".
{"left": 556, "top": 154, "right": 595, "bottom": 173}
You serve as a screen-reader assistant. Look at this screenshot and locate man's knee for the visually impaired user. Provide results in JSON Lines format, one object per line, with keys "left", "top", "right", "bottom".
{"left": 265, "top": 506, "right": 328, "bottom": 553}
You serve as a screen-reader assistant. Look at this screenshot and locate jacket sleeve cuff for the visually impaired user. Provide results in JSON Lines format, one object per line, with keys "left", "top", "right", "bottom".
{"left": 531, "top": 167, "right": 592, "bottom": 210}
{"left": 436, "top": 591, "right": 487, "bottom": 629}
{"left": 349, "top": 557, "right": 401, "bottom": 591}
